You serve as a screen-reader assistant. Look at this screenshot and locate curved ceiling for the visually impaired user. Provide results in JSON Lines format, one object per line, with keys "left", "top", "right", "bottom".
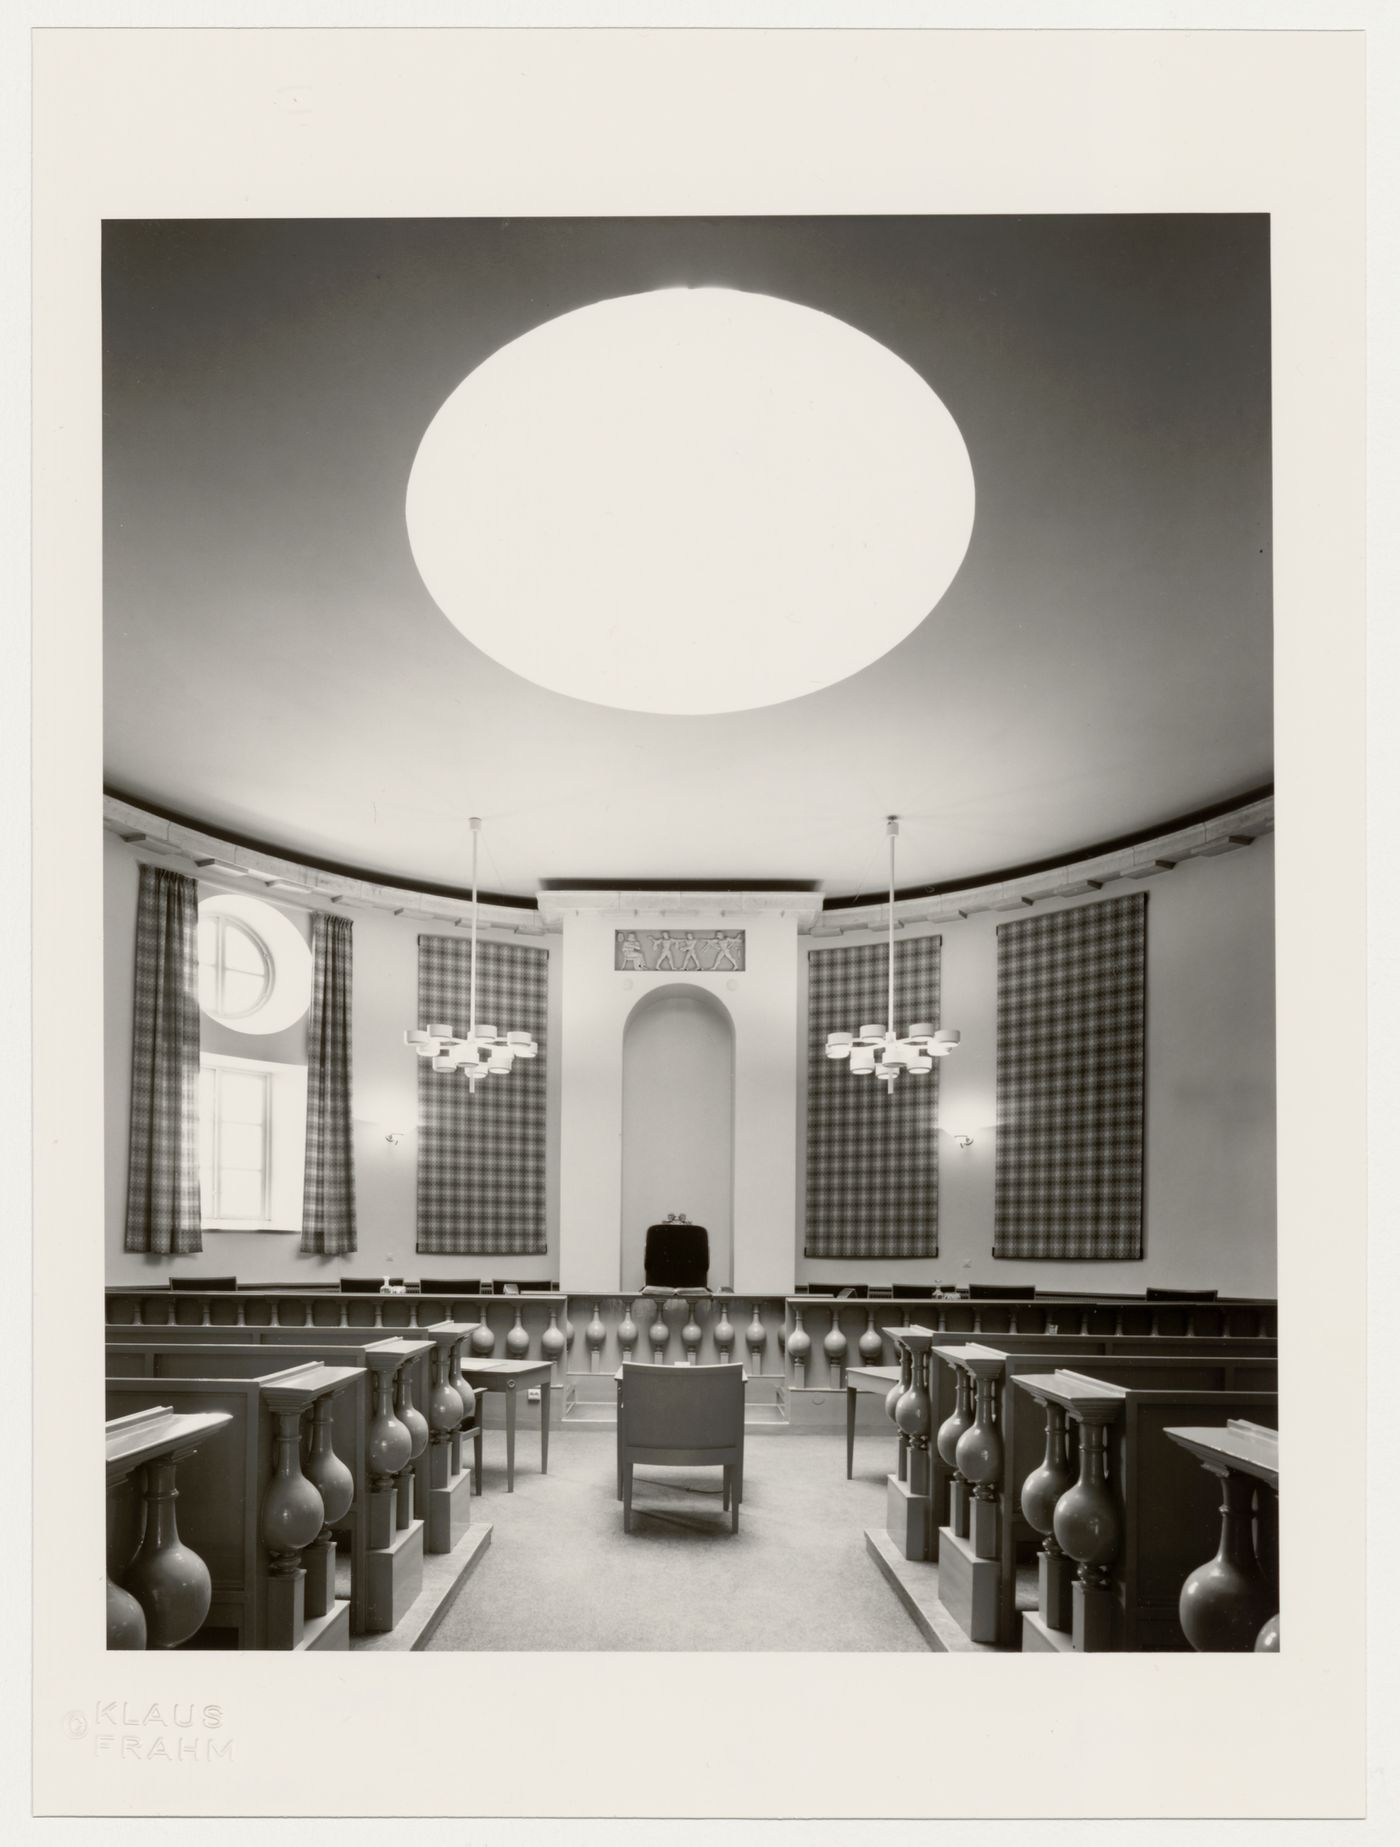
{"left": 102, "top": 215, "right": 1272, "bottom": 901}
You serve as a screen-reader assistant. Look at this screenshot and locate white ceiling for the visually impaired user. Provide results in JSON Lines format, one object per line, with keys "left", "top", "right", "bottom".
{"left": 103, "top": 215, "right": 1272, "bottom": 901}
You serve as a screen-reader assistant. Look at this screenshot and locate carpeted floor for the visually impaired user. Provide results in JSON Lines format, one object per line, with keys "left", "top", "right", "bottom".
{"left": 425, "top": 1426, "right": 928, "bottom": 1651}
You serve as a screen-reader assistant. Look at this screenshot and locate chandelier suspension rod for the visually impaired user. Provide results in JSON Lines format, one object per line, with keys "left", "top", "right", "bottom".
{"left": 887, "top": 816, "right": 898, "bottom": 1037}
{"left": 469, "top": 815, "right": 479, "bottom": 1042}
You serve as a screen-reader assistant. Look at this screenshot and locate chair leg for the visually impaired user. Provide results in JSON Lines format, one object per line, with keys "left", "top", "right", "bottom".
{"left": 473, "top": 1426, "right": 483, "bottom": 1496}
{"left": 731, "top": 1467, "right": 740, "bottom": 1535}
{"left": 722, "top": 1466, "right": 730, "bottom": 1513}
{"left": 623, "top": 1459, "right": 633, "bottom": 1533}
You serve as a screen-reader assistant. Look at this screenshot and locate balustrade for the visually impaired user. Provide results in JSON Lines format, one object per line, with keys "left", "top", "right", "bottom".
{"left": 105, "top": 1405, "right": 231, "bottom": 1650}
{"left": 1166, "top": 1422, "right": 1280, "bottom": 1652}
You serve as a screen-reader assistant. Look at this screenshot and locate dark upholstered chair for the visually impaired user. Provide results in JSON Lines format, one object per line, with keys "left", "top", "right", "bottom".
{"left": 616, "top": 1362, "right": 745, "bottom": 1534}
{"left": 1145, "top": 1288, "right": 1219, "bottom": 1301}
{"left": 967, "top": 1285, "right": 1037, "bottom": 1300}
{"left": 170, "top": 1276, "right": 236, "bottom": 1291}
{"left": 418, "top": 1278, "right": 481, "bottom": 1295}
{"left": 339, "top": 1277, "right": 386, "bottom": 1294}
{"left": 643, "top": 1221, "right": 709, "bottom": 1290}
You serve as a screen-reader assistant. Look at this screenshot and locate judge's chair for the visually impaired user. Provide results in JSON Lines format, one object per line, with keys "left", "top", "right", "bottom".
{"left": 642, "top": 1219, "right": 710, "bottom": 1291}
{"left": 616, "top": 1362, "right": 745, "bottom": 1534}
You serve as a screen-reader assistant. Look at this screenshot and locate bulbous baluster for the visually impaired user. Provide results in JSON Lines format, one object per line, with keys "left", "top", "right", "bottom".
{"left": 1179, "top": 1467, "right": 1276, "bottom": 1652}
{"left": 542, "top": 1308, "right": 567, "bottom": 1375}
{"left": 470, "top": 1313, "right": 496, "bottom": 1355}
{"left": 1053, "top": 1405, "right": 1121, "bottom": 1650}
{"left": 714, "top": 1298, "right": 735, "bottom": 1359}
{"left": 506, "top": 1305, "right": 530, "bottom": 1359}
{"left": 888, "top": 1342, "right": 912, "bottom": 1482}
{"left": 955, "top": 1363, "right": 1004, "bottom": 1558}
{"left": 394, "top": 1365, "right": 429, "bottom": 1531}
{"left": 617, "top": 1301, "right": 639, "bottom": 1362}
{"left": 823, "top": 1308, "right": 848, "bottom": 1388}
{"left": 587, "top": 1303, "right": 607, "bottom": 1372}
{"left": 1255, "top": 1613, "right": 1281, "bottom": 1652}
{"left": 746, "top": 1304, "right": 766, "bottom": 1375}
{"left": 1020, "top": 1397, "right": 1075, "bottom": 1631}
{"left": 302, "top": 1392, "right": 355, "bottom": 1619}
{"left": 648, "top": 1297, "right": 669, "bottom": 1363}
{"left": 682, "top": 1303, "right": 703, "bottom": 1364}
{"left": 787, "top": 1306, "right": 811, "bottom": 1386}
{"left": 936, "top": 1363, "right": 975, "bottom": 1532}
{"left": 858, "top": 1309, "right": 883, "bottom": 1366}
{"left": 106, "top": 1476, "right": 146, "bottom": 1649}
{"left": 367, "top": 1363, "right": 413, "bottom": 1559}
{"left": 123, "top": 1456, "right": 213, "bottom": 1649}
{"left": 894, "top": 1337, "right": 934, "bottom": 1498}
{"left": 263, "top": 1409, "right": 325, "bottom": 1575}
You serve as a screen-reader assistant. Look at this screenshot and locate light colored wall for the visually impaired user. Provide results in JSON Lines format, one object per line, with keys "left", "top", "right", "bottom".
{"left": 104, "top": 832, "right": 562, "bottom": 1284}
{"left": 796, "top": 835, "right": 1277, "bottom": 1295}
{"left": 621, "top": 986, "right": 735, "bottom": 1290}
{"left": 557, "top": 907, "right": 799, "bottom": 1295}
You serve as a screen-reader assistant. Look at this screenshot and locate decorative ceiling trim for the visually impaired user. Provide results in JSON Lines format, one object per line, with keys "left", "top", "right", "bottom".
{"left": 104, "top": 790, "right": 1271, "bottom": 938}
{"left": 805, "top": 796, "right": 1273, "bottom": 937}
{"left": 102, "top": 796, "right": 549, "bottom": 936}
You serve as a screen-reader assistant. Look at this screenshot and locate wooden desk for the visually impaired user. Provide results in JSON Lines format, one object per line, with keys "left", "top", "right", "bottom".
{"left": 457, "top": 1358, "right": 552, "bottom": 1492}
{"left": 845, "top": 1365, "right": 901, "bottom": 1479}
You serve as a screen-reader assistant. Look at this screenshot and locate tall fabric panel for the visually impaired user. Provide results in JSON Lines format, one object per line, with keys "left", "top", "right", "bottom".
{"left": 805, "top": 935, "right": 942, "bottom": 1259}
{"left": 994, "top": 892, "right": 1147, "bottom": 1261}
{"left": 124, "top": 865, "right": 203, "bottom": 1253}
{"left": 416, "top": 934, "right": 548, "bottom": 1255}
{"left": 301, "top": 912, "right": 357, "bottom": 1255}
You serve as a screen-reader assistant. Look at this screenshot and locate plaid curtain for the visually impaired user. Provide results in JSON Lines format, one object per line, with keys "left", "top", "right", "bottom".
{"left": 805, "top": 935, "right": 941, "bottom": 1259}
{"left": 301, "top": 912, "right": 357, "bottom": 1255}
{"left": 416, "top": 934, "right": 548, "bottom": 1255}
{"left": 124, "top": 865, "right": 202, "bottom": 1253}
{"left": 994, "top": 892, "right": 1147, "bottom": 1260}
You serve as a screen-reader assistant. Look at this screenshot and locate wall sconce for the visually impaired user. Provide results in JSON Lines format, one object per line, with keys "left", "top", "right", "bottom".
{"left": 384, "top": 1130, "right": 406, "bottom": 1147}
{"left": 944, "top": 1128, "right": 975, "bottom": 1149}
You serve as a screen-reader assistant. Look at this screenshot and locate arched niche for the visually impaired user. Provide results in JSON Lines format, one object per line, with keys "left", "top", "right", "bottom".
{"left": 619, "top": 983, "right": 736, "bottom": 1291}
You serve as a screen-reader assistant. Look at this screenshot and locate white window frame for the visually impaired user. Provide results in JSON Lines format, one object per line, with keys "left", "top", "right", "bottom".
{"left": 200, "top": 1052, "right": 308, "bottom": 1232}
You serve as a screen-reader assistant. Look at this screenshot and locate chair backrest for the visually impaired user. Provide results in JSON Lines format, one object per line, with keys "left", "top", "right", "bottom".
{"left": 967, "top": 1284, "right": 1037, "bottom": 1300}
{"left": 1145, "top": 1287, "right": 1219, "bottom": 1301}
{"left": 339, "top": 1277, "right": 385, "bottom": 1294}
{"left": 418, "top": 1278, "right": 481, "bottom": 1294}
{"left": 643, "top": 1221, "right": 709, "bottom": 1290}
{"left": 620, "top": 1362, "right": 743, "bottom": 1452}
{"left": 170, "top": 1276, "right": 236, "bottom": 1291}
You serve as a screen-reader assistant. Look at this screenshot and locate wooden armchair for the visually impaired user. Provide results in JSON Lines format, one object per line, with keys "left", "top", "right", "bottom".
{"left": 616, "top": 1362, "right": 745, "bottom": 1534}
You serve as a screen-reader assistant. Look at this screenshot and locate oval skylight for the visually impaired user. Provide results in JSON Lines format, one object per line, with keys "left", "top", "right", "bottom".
{"left": 406, "top": 287, "right": 975, "bottom": 715}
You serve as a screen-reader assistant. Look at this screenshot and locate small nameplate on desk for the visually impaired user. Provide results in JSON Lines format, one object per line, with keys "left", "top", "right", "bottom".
{"left": 615, "top": 928, "right": 745, "bottom": 973}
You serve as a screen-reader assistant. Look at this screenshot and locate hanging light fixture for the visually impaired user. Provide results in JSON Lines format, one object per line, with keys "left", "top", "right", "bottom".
{"left": 825, "top": 816, "right": 960, "bottom": 1090}
{"left": 404, "top": 816, "right": 537, "bottom": 1094}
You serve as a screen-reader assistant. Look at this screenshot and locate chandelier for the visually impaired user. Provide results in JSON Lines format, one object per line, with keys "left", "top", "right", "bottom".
{"left": 825, "top": 817, "right": 960, "bottom": 1089}
{"left": 404, "top": 816, "right": 537, "bottom": 1094}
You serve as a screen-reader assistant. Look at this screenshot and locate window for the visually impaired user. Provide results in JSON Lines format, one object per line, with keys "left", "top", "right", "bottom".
{"left": 196, "top": 892, "right": 311, "bottom": 1035}
{"left": 199, "top": 1053, "right": 308, "bottom": 1231}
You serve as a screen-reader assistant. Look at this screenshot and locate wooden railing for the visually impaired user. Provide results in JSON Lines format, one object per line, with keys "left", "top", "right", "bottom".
{"left": 782, "top": 1294, "right": 1278, "bottom": 1392}
{"left": 106, "top": 1405, "right": 232, "bottom": 1649}
{"left": 927, "top": 1343, "right": 1280, "bottom": 1647}
{"left": 1167, "top": 1420, "right": 1279, "bottom": 1651}
{"left": 1014, "top": 1369, "right": 1278, "bottom": 1651}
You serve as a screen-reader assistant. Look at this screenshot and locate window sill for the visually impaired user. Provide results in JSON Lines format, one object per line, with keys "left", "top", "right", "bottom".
{"left": 202, "top": 1221, "right": 302, "bottom": 1235}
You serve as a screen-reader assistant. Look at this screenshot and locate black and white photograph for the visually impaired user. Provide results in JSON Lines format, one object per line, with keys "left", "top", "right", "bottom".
{"left": 23, "top": 17, "right": 1376, "bottom": 1832}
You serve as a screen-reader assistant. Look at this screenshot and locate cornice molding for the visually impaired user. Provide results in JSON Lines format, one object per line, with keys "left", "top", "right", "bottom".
{"left": 104, "top": 790, "right": 1272, "bottom": 938}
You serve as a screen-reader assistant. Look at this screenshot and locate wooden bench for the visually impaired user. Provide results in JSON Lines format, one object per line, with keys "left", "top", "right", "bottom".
{"left": 106, "top": 1405, "right": 232, "bottom": 1649}
{"left": 928, "top": 1344, "right": 1278, "bottom": 1646}
{"left": 1012, "top": 1370, "right": 1277, "bottom": 1651}
{"left": 106, "top": 1360, "right": 363, "bottom": 1649}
